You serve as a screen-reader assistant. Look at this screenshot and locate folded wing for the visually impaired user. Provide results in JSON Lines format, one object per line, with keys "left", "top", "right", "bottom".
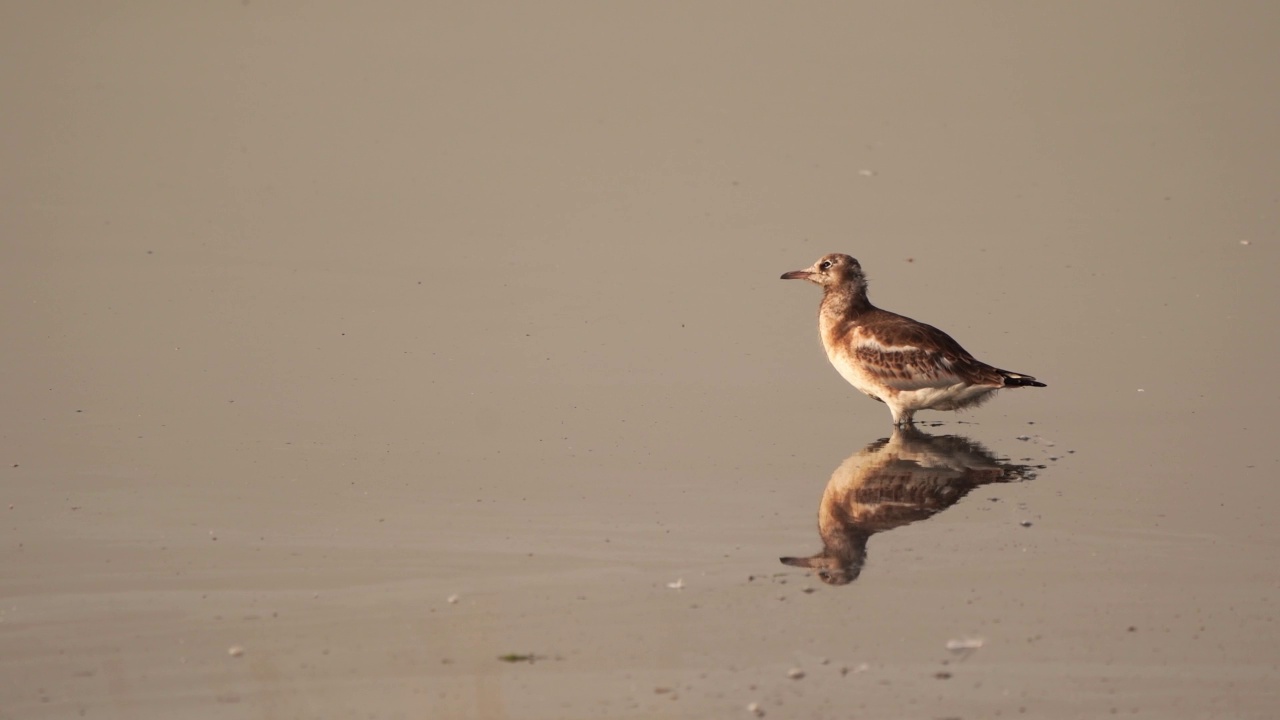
{"left": 852, "top": 321, "right": 1006, "bottom": 391}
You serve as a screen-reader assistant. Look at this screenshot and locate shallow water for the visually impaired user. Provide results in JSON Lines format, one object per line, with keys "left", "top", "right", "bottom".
{"left": 3, "top": 3, "right": 1278, "bottom": 718}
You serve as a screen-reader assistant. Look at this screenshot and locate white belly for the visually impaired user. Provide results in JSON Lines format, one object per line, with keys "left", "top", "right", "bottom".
{"left": 895, "top": 384, "right": 999, "bottom": 412}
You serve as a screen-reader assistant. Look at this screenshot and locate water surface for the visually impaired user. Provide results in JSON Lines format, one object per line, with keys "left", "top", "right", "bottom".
{"left": 2, "top": 3, "right": 1277, "bottom": 718}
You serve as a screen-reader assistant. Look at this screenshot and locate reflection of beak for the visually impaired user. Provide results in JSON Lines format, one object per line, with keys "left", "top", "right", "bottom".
{"left": 780, "top": 270, "right": 812, "bottom": 280}
{"left": 779, "top": 556, "right": 819, "bottom": 567}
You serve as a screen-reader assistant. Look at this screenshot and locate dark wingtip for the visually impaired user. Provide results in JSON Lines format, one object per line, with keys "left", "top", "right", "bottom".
{"left": 1000, "top": 372, "right": 1046, "bottom": 388}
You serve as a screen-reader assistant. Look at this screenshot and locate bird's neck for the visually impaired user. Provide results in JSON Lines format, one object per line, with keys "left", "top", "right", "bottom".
{"left": 820, "top": 283, "right": 873, "bottom": 321}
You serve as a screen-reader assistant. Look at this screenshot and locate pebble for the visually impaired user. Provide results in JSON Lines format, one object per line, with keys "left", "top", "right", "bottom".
{"left": 787, "top": 667, "right": 805, "bottom": 679}
{"left": 227, "top": 645, "right": 244, "bottom": 658}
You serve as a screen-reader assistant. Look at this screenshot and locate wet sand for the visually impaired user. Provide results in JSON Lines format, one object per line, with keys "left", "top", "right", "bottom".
{"left": 3, "top": 3, "right": 1278, "bottom": 718}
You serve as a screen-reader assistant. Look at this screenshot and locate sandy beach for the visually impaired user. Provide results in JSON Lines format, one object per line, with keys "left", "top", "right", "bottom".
{"left": 2, "top": 3, "right": 1278, "bottom": 718}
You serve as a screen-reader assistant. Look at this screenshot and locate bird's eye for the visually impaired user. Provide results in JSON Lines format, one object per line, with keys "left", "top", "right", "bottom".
{"left": 819, "top": 260, "right": 832, "bottom": 270}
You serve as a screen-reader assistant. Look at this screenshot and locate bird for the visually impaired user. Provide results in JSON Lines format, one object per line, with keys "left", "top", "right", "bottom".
{"left": 781, "top": 253, "right": 1045, "bottom": 426}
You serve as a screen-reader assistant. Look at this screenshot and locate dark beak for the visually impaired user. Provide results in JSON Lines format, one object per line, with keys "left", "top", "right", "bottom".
{"left": 780, "top": 270, "right": 812, "bottom": 280}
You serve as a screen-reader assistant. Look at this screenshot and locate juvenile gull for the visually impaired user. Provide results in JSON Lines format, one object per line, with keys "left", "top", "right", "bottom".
{"left": 781, "top": 253, "right": 1045, "bottom": 426}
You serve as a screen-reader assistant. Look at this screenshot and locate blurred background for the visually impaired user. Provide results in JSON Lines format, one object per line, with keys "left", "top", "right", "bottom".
{"left": 3, "top": 3, "right": 1277, "bottom": 718}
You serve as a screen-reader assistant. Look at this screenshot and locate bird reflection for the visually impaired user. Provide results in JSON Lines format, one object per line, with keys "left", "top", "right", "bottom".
{"left": 780, "top": 426, "right": 1037, "bottom": 585}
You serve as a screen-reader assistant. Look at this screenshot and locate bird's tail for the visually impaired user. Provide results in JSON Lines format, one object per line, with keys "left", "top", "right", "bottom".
{"left": 998, "top": 370, "right": 1046, "bottom": 388}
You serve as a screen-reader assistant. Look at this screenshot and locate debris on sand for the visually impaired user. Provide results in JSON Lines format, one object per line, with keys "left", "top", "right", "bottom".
{"left": 945, "top": 636, "right": 985, "bottom": 654}
{"left": 747, "top": 701, "right": 765, "bottom": 716}
{"left": 227, "top": 645, "right": 245, "bottom": 658}
{"left": 787, "top": 667, "right": 805, "bottom": 679}
{"left": 497, "top": 653, "right": 540, "bottom": 663}
{"left": 667, "top": 578, "right": 685, "bottom": 590}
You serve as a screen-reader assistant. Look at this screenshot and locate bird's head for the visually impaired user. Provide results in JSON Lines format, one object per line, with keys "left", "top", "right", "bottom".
{"left": 779, "top": 554, "right": 862, "bottom": 585}
{"left": 780, "top": 253, "right": 865, "bottom": 289}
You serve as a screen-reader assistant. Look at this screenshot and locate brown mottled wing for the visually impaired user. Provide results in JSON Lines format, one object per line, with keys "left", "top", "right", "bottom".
{"left": 852, "top": 314, "right": 1004, "bottom": 390}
